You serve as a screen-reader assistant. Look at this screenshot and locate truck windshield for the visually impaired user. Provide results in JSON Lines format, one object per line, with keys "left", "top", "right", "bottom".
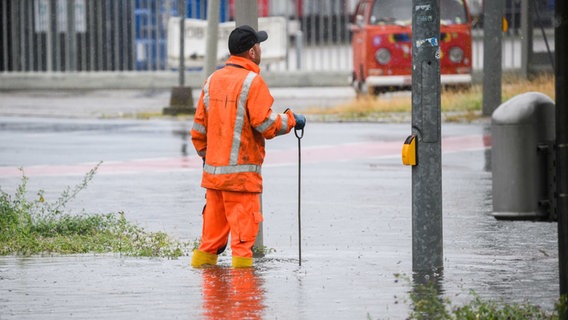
{"left": 370, "top": 0, "right": 468, "bottom": 26}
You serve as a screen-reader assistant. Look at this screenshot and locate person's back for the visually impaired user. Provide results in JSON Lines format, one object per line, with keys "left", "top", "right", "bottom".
{"left": 190, "top": 25, "right": 306, "bottom": 268}
{"left": 195, "top": 55, "right": 275, "bottom": 193}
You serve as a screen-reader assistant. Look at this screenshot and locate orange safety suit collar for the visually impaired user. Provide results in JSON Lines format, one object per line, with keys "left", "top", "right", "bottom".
{"left": 224, "top": 55, "right": 261, "bottom": 74}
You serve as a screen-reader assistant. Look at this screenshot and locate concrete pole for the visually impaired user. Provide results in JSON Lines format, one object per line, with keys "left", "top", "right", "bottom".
{"left": 235, "top": 0, "right": 258, "bottom": 29}
{"left": 296, "top": 30, "right": 304, "bottom": 70}
{"left": 164, "top": 0, "right": 194, "bottom": 115}
{"left": 411, "top": 0, "right": 443, "bottom": 273}
{"left": 520, "top": 0, "right": 533, "bottom": 78}
{"left": 482, "top": 0, "right": 504, "bottom": 116}
{"left": 66, "top": 0, "right": 77, "bottom": 71}
{"left": 179, "top": 0, "right": 185, "bottom": 86}
{"left": 46, "top": 0, "right": 53, "bottom": 72}
{"left": 234, "top": 0, "right": 264, "bottom": 255}
{"left": 203, "top": 0, "right": 220, "bottom": 81}
{"left": 555, "top": 0, "right": 568, "bottom": 298}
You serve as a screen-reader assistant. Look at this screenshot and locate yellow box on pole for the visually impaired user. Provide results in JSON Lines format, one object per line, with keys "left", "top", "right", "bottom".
{"left": 402, "top": 135, "right": 417, "bottom": 166}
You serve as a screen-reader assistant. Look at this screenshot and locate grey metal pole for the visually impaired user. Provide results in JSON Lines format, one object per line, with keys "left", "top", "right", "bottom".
{"left": 203, "top": 0, "right": 220, "bottom": 81}
{"left": 296, "top": 30, "right": 303, "bottom": 70}
{"left": 113, "top": 0, "right": 119, "bottom": 71}
{"left": 555, "top": 0, "right": 568, "bottom": 298}
{"left": 234, "top": 0, "right": 263, "bottom": 254}
{"left": 482, "top": 0, "right": 504, "bottom": 116}
{"left": 235, "top": 0, "right": 258, "bottom": 29}
{"left": 411, "top": 0, "right": 443, "bottom": 273}
{"left": 66, "top": 0, "right": 77, "bottom": 71}
{"left": 165, "top": 0, "right": 193, "bottom": 115}
{"left": 130, "top": 0, "right": 136, "bottom": 71}
{"left": 520, "top": 0, "right": 533, "bottom": 78}
{"left": 179, "top": 0, "right": 185, "bottom": 86}
{"left": 1, "top": 1, "right": 7, "bottom": 71}
{"left": 46, "top": 0, "right": 54, "bottom": 72}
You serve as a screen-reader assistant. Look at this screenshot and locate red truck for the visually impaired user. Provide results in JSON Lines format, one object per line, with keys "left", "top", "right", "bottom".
{"left": 351, "top": 0, "right": 473, "bottom": 94}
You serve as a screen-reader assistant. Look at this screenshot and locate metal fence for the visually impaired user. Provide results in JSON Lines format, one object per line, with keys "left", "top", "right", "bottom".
{"left": 0, "top": 0, "right": 556, "bottom": 75}
{"left": 1, "top": 0, "right": 137, "bottom": 72}
{"left": 0, "top": 0, "right": 353, "bottom": 73}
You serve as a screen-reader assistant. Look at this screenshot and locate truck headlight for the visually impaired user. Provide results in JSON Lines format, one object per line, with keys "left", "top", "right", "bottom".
{"left": 449, "top": 47, "right": 464, "bottom": 63}
{"left": 375, "top": 48, "right": 391, "bottom": 65}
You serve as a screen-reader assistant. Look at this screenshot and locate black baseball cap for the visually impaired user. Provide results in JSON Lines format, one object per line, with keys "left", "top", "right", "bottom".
{"left": 228, "top": 25, "right": 268, "bottom": 55}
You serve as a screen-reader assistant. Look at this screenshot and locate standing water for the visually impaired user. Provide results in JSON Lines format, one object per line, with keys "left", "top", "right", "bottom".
{"left": 0, "top": 118, "right": 559, "bottom": 319}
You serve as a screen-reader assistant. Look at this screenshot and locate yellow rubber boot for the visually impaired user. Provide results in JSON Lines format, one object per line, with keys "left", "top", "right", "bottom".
{"left": 232, "top": 256, "right": 253, "bottom": 268}
{"left": 191, "top": 250, "right": 218, "bottom": 268}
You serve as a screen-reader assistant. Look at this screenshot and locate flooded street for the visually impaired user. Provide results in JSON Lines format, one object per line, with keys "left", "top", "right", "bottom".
{"left": 0, "top": 115, "right": 559, "bottom": 319}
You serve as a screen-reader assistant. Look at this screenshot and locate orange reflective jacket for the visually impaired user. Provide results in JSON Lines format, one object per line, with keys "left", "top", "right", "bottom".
{"left": 191, "top": 56, "right": 296, "bottom": 193}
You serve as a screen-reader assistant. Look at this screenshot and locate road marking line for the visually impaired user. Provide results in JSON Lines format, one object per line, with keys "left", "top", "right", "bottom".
{"left": 0, "top": 135, "right": 490, "bottom": 177}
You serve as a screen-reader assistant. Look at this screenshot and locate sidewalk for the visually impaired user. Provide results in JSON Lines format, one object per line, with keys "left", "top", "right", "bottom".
{"left": 0, "top": 87, "right": 356, "bottom": 118}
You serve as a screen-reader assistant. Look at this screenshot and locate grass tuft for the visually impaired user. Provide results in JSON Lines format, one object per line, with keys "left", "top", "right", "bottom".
{"left": 392, "top": 273, "right": 566, "bottom": 320}
{"left": 0, "top": 163, "right": 197, "bottom": 258}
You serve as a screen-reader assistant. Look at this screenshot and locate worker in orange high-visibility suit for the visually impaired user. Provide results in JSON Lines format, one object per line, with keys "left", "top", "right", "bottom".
{"left": 190, "top": 25, "right": 306, "bottom": 268}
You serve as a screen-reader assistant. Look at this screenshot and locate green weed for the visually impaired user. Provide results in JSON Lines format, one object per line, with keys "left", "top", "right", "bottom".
{"left": 450, "top": 291, "right": 557, "bottom": 320}
{"left": 0, "top": 163, "right": 196, "bottom": 258}
{"left": 399, "top": 273, "right": 564, "bottom": 320}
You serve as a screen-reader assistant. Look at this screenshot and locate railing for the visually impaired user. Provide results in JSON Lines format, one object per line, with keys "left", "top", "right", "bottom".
{"left": 0, "top": 0, "right": 556, "bottom": 83}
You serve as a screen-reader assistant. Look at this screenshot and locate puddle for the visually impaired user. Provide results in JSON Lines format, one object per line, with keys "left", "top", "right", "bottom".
{"left": 0, "top": 118, "right": 560, "bottom": 319}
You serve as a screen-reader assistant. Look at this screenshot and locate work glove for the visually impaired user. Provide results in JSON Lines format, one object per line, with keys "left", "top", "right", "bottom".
{"left": 293, "top": 113, "right": 306, "bottom": 130}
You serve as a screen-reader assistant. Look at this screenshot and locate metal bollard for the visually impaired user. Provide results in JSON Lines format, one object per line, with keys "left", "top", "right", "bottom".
{"left": 491, "top": 92, "right": 555, "bottom": 220}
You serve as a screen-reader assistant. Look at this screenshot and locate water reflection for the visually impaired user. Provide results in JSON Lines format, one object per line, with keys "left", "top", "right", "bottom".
{"left": 483, "top": 124, "right": 492, "bottom": 172}
{"left": 200, "top": 267, "right": 265, "bottom": 319}
{"left": 171, "top": 125, "right": 190, "bottom": 156}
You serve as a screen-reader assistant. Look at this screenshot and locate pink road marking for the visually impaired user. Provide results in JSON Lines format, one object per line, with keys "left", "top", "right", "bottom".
{"left": 0, "top": 135, "right": 490, "bottom": 177}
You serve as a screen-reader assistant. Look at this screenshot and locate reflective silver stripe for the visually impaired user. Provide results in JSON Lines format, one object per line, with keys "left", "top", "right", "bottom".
{"left": 204, "top": 163, "right": 261, "bottom": 175}
{"left": 276, "top": 113, "right": 289, "bottom": 136}
{"left": 192, "top": 122, "right": 206, "bottom": 134}
{"left": 203, "top": 75, "right": 212, "bottom": 112}
{"left": 255, "top": 110, "right": 278, "bottom": 133}
{"left": 229, "top": 72, "right": 257, "bottom": 165}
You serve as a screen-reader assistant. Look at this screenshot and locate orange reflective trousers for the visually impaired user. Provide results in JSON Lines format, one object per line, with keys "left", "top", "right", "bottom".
{"left": 197, "top": 189, "right": 263, "bottom": 259}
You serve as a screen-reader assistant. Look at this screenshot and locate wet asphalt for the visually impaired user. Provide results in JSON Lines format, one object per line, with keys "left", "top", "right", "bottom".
{"left": 0, "top": 89, "right": 560, "bottom": 319}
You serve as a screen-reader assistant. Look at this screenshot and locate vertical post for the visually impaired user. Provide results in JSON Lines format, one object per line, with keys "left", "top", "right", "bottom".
{"left": 66, "top": 0, "right": 76, "bottom": 71}
{"left": 520, "top": 0, "right": 533, "bottom": 78}
{"left": 26, "top": 0, "right": 34, "bottom": 71}
{"left": 113, "top": 0, "right": 119, "bottom": 70}
{"left": 164, "top": 0, "right": 194, "bottom": 115}
{"left": 1, "top": 1, "right": 7, "bottom": 71}
{"left": 411, "top": 0, "right": 443, "bottom": 273}
{"left": 51, "top": 0, "right": 61, "bottom": 71}
{"left": 87, "top": 0, "right": 92, "bottom": 71}
{"left": 179, "top": 0, "right": 185, "bottom": 86}
{"left": 295, "top": 30, "right": 303, "bottom": 70}
{"left": 556, "top": 0, "right": 568, "bottom": 299}
{"left": 96, "top": 0, "right": 103, "bottom": 71}
{"left": 14, "top": 1, "right": 21, "bottom": 71}
{"left": 482, "top": 0, "right": 504, "bottom": 116}
{"left": 235, "top": 0, "right": 258, "bottom": 29}
{"left": 130, "top": 0, "right": 136, "bottom": 71}
{"left": 234, "top": 0, "right": 263, "bottom": 254}
{"left": 203, "top": 0, "right": 220, "bottom": 81}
